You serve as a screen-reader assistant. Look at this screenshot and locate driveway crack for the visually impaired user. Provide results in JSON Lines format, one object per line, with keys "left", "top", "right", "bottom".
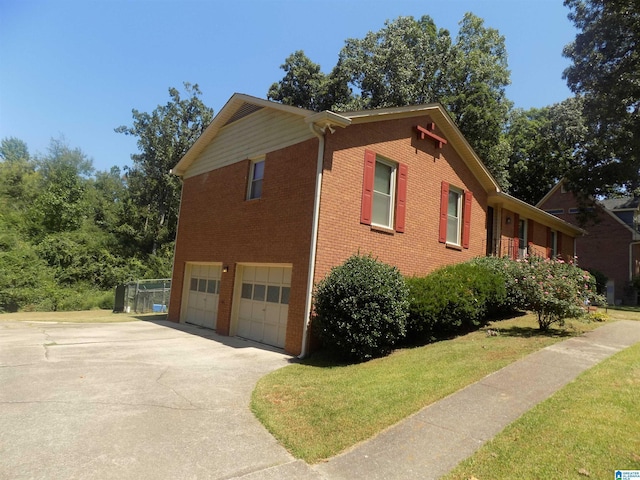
{"left": 156, "top": 367, "right": 199, "bottom": 410}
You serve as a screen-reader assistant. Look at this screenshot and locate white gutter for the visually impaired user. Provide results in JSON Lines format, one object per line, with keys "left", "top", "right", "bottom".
{"left": 299, "top": 111, "right": 351, "bottom": 358}
{"left": 299, "top": 123, "right": 326, "bottom": 359}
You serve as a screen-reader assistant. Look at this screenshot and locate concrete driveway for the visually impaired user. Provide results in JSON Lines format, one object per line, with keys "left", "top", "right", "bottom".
{"left": 0, "top": 318, "right": 315, "bottom": 479}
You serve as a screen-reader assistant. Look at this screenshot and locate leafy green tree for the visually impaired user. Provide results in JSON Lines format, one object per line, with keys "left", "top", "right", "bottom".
{"left": 445, "top": 13, "right": 512, "bottom": 189}
{"left": 116, "top": 82, "right": 214, "bottom": 254}
{"left": 336, "top": 15, "right": 453, "bottom": 109}
{"left": 269, "top": 14, "right": 512, "bottom": 188}
{"left": 0, "top": 137, "right": 38, "bottom": 209}
{"left": 563, "top": 0, "right": 640, "bottom": 197}
{"left": 28, "top": 138, "right": 94, "bottom": 237}
{"left": 507, "top": 97, "right": 587, "bottom": 205}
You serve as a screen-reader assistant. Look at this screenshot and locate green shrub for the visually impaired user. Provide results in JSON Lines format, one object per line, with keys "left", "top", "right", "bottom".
{"left": 406, "top": 261, "right": 507, "bottom": 340}
{"left": 313, "top": 254, "right": 409, "bottom": 362}
{"left": 468, "top": 256, "right": 523, "bottom": 315}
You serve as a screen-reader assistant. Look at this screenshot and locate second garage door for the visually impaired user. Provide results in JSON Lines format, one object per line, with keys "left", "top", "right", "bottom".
{"left": 185, "top": 263, "right": 221, "bottom": 329}
{"left": 237, "top": 266, "right": 291, "bottom": 348}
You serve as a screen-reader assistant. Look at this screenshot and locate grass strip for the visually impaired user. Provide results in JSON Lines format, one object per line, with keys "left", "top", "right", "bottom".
{"left": 251, "top": 313, "right": 619, "bottom": 463}
{"left": 443, "top": 341, "right": 640, "bottom": 479}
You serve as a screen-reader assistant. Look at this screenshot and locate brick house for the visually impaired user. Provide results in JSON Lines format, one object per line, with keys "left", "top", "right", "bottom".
{"left": 167, "top": 94, "right": 583, "bottom": 356}
{"left": 538, "top": 180, "right": 640, "bottom": 305}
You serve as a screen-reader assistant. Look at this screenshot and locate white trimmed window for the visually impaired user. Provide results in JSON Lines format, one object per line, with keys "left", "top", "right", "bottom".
{"left": 446, "top": 187, "right": 462, "bottom": 245}
{"left": 550, "top": 230, "right": 558, "bottom": 258}
{"left": 372, "top": 158, "right": 397, "bottom": 229}
{"left": 247, "top": 158, "right": 264, "bottom": 200}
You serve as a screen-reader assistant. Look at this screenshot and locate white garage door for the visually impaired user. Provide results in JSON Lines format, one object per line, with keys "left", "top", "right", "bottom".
{"left": 185, "top": 264, "right": 221, "bottom": 329}
{"left": 237, "top": 266, "right": 291, "bottom": 348}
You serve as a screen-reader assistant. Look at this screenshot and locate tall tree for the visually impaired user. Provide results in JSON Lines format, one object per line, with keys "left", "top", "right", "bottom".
{"left": 29, "top": 138, "right": 94, "bottom": 236}
{"left": 445, "top": 13, "right": 512, "bottom": 189}
{"left": 116, "top": 83, "right": 214, "bottom": 254}
{"left": 507, "top": 97, "right": 587, "bottom": 205}
{"left": 268, "top": 14, "right": 512, "bottom": 189}
{"left": 563, "top": 0, "right": 640, "bottom": 197}
{"left": 336, "top": 15, "right": 453, "bottom": 109}
{"left": 0, "top": 137, "right": 36, "bottom": 207}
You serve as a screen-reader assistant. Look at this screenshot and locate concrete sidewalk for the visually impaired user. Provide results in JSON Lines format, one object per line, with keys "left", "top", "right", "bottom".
{"left": 304, "top": 320, "right": 640, "bottom": 480}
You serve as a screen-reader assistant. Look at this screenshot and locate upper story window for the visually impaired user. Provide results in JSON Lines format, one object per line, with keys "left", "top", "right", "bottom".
{"left": 372, "top": 158, "right": 397, "bottom": 229}
{"left": 247, "top": 158, "right": 264, "bottom": 200}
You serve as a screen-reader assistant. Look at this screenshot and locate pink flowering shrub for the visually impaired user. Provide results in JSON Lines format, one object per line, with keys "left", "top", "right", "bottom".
{"left": 509, "top": 254, "right": 604, "bottom": 330}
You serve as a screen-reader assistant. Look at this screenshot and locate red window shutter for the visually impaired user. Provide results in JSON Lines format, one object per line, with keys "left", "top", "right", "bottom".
{"left": 546, "top": 227, "right": 552, "bottom": 258}
{"left": 462, "top": 190, "right": 473, "bottom": 248}
{"left": 438, "top": 181, "right": 449, "bottom": 243}
{"left": 395, "top": 163, "right": 408, "bottom": 233}
{"left": 360, "top": 150, "right": 376, "bottom": 225}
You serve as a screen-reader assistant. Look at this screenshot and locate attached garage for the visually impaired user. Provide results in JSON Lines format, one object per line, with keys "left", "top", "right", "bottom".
{"left": 235, "top": 265, "right": 291, "bottom": 348}
{"left": 183, "top": 263, "right": 221, "bottom": 329}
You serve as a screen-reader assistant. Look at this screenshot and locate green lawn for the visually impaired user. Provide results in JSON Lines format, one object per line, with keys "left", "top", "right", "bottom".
{"left": 251, "top": 311, "right": 637, "bottom": 463}
{"left": 0, "top": 310, "right": 147, "bottom": 323}
{"left": 443, "top": 341, "right": 640, "bottom": 479}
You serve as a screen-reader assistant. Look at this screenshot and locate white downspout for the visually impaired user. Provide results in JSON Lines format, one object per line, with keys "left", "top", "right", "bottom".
{"left": 299, "top": 123, "right": 326, "bottom": 358}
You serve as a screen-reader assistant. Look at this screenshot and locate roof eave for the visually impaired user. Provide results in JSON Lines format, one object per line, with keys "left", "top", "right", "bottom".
{"left": 343, "top": 103, "right": 501, "bottom": 194}
{"left": 491, "top": 191, "right": 586, "bottom": 236}
{"left": 172, "top": 93, "right": 315, "bottom": 176}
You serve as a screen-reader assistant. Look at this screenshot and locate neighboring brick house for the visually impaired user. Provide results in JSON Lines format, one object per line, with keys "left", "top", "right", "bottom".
{"left": 168, "top": 94, "right": 583, "bottom": 356}
{"left": 538, "top": 180, "right": 640, "bottom": 305}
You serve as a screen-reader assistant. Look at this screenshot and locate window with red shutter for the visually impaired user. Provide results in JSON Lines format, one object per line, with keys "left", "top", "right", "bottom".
{"left": 395, "top": 163, "right": 408, "bottom": 233}
{"left": 439, "top": 181, "right": 449, "bottom": 243}
{"left": 462, "top": 191, "right": 473, "bottom": 248}
{"left": 360, "top": 150, "right": 376, "bottom": 225}
{"left": 360, "top": 150, "right": 406, "bottom": 232}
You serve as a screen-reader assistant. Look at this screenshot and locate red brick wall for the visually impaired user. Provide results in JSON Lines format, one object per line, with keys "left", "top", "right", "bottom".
{"left": 539, "top": 186, "right": 634, "bottom": 304}
{"left": 168, "top": 138, "right": 319, "bottom": 355}
{"left": 314, "top": 115, "right": 489, "bottom": 283}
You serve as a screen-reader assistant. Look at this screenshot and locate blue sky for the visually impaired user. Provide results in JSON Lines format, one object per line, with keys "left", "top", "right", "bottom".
{"left": 0, "top": 0, "right": 577, "bottom": 173}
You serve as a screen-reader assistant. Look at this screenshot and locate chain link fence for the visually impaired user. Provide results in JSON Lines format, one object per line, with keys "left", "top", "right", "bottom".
{"left": 114, "top": 279, "right": 171, "bottom": 314}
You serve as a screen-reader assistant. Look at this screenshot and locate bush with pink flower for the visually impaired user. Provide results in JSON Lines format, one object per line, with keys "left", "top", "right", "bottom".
{"left": 508, "top": 254, "right": 604, "bottom": 330}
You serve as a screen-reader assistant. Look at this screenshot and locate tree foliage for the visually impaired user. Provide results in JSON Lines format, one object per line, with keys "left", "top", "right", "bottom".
{"left": 506, "top": 97, "right": 587, "bottom": 205}
{"left": 268, "top": 13, "right": 512, "bottom": 188}
{"left": 563, "top": 0, "right": 640, "bottom": 197}
{"left": 116, "top": 82, "right": 214, "bottom": 254}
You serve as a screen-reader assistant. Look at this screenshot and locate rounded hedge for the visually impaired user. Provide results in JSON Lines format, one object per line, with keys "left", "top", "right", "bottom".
{"left": 313, "top": 254, "right": 409, "bottom": 362}
{"left": 406, "top": 261, "right": 507, "bottom": 339}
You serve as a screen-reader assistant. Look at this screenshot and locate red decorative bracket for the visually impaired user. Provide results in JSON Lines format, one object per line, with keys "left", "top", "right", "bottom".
{"left": 416, "top": 123, "right": 447, "bottom": 149}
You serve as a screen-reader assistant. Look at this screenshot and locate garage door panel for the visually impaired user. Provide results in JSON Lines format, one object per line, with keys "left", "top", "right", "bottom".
{"left": 255, "top": 267, "right": 269, "bottom": 283}
{"left": 236, "top": 266, "right": 291, "bottom": 349}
